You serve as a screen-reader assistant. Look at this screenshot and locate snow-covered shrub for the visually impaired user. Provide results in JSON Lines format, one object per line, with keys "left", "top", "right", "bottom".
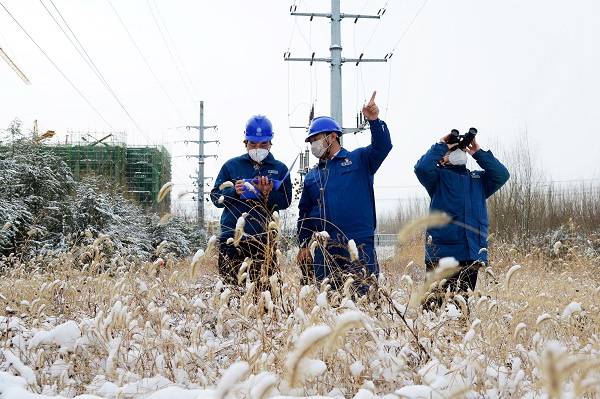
{"left": 150, "top": 214, "right": 192, "bottom": 257}
{"left": 0, "top": 135, "right": 75, "bottom": 258}
{"left": 0, "top": 121, "right": 194, "bottom": 262}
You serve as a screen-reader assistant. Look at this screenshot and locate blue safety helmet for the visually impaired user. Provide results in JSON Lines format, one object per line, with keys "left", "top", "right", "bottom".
{"left": 306, "top": 116, "right": 342, "bottom": 142}
{"left": 244, "top": 115, "right": 274, "bottom": 142}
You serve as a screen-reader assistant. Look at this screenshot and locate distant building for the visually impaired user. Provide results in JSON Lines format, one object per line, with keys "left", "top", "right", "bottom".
{"left": 46, "top": 131, "right": 171, "bottom": 210}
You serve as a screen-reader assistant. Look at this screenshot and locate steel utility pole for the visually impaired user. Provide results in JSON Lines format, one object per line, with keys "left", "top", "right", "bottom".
{"left": 186, "top": 101, "right": 218, "bottom": 227}
{"left": 285, "top": 0, "right": 390, "bottom": 139}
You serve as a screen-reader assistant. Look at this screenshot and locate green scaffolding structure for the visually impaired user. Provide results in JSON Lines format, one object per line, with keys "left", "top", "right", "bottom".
{"left": 46, "top": 132, "right": 171, "bottom": 209}
{"left": 125, "top": 146, "right": 171, "bottom": 207}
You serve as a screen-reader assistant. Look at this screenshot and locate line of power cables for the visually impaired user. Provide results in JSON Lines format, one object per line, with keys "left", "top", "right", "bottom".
{"left": 149, "top": 0, "right": 197, "bottom": 98}
{"left": 383, "top": 0, "right": 430, "bottom": 118}
{"left": 0, "top": 0, "right": 113, "bottom": 129}
{"left": 286, "top": 0, "right": 311, "bottom": 152}
{"left": 106, "top": 0, "right": 186, "bottom": 122}
{"left": 389, "top": 0, "right": 430, "bottom": 55}
{"left": 38, "top": 0, "right": 151, "bottom": 142}
{"left": 146, "top": 0, "right": 196, "bottom": 104}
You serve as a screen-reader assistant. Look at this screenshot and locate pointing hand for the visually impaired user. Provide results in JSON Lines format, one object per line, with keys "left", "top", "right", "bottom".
{"left": 362, "top": 91, "right": 379, "bottom": 121}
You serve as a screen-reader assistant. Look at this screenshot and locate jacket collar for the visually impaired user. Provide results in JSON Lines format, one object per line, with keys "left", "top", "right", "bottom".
{"left": 440, "top": 164, "right": 469, "bottom": 173}
{"left": 318, "top": 147, "right": 350, "bottom": 166}
{"left": 332, "top": 148, "right": 350, "bottom": 159}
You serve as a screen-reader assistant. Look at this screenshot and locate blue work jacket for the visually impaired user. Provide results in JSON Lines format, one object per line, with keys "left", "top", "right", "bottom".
{"left": 210, "top": 152, "right": 292, "bottom": 240}
{"left": 297, "top": 119, "right": 392, "bottom": 246}
{"left": 414, "top": 143, "right": 510, "bottom": 262}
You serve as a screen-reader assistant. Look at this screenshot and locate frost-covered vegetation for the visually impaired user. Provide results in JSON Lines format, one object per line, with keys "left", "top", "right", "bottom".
{"left": 1, "top": 223, "right": 600, "bottom": 398}
{"left": 0, "top": 120, "right": 194, "bottom": 263}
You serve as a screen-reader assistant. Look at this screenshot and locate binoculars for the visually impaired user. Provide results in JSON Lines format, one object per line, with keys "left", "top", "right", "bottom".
{"left": 447, "top": 127, "right": 477, "bottom": 150}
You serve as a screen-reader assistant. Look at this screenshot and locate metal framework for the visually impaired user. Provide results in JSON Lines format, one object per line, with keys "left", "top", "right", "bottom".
{"left": 285, "top": 0, "right": 389, "bottom": 136}
{"left": 186, "top": 101, "right": 217, "bottom": 227}
{"left": 46, "top": 131, "right": 171, "bottom": 208}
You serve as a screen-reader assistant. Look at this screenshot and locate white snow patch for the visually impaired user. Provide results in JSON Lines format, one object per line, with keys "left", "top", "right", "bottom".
{"left": 28, "top": 320, "right": 81, "bottom": 351}
{"left": 561, "top": 301, "right": 582, "bottom": 319}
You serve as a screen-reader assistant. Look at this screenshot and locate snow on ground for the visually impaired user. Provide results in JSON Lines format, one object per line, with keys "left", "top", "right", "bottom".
{"left": 1, "top": 245, "right": 600, "bottom": 398}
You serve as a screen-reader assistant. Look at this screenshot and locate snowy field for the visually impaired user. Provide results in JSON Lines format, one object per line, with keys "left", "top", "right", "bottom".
{"left": 1, "top": 239, "right": 600, "bottom": 399}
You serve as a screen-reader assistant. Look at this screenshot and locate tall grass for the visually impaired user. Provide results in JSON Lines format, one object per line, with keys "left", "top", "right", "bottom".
{"left": 1, "top": 234, "right": 600, "bottom": 397}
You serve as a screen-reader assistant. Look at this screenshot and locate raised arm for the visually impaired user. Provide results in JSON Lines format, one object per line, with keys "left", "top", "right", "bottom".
{"left": 364, "top": 119, "right": 393, "bottom": 174}
{"left": 414, "top": 143, "right": 447, "bottom": 196}
{"left": 471, "top": 148, "right": 510, "bottom": 198}
{"left": 361, "top": 91, "right": 392, "bottom": 174}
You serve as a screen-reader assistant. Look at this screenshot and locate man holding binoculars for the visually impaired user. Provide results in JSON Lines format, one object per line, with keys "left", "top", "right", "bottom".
{"left": 414, "top": 128, "right": 510, "bottom": 306}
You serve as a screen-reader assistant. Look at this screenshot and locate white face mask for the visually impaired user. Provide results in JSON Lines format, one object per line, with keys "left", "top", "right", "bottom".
{"left": 448, "top": 149, "right": 468, "bottom": 165}
{"left": 248, "top": 148, "right": 269, "bottom": 163}
{"left": 310, "top": 137, "right": 329, "bottom": 159}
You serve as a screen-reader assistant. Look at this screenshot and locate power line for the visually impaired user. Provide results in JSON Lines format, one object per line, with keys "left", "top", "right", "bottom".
{"left": 389, "top": 0, "right": 430, "bottom": 54}
{"left": 149, "top": 0, "right": 198, "bottom": 98}
{"left": 0, "top": 47, "right": 30, "bottom": 84}
{"left": 106, "top": 0, "right": 186, "bottom": 122}
{"left": 39, "top": 0, "right": 149, "bottom": 142}
{"left": 146, "top": 0, "right": 196, "bottom": 103}
{"left": 0, "top": 0, "right": 113, "bottom": 128}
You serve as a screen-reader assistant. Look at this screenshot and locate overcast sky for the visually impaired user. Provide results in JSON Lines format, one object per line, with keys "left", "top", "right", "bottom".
{"left": 1, "top": 0, "right": 598, "bottom": 219}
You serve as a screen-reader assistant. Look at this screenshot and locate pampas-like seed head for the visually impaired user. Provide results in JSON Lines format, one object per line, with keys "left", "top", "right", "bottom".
{"left": 157, "top": 182, "right": 174, "bottom": 203}
{"left": 190, "top": 248, "right": 204, "bottom": 278}
{"left": 348, "top": 240, "right": 359, "bottom": 262}
{"left": 250, "top": 373, "right": 278, "bottom": 399}
{"left": 324, "top": 311, "right": 365, "bottom": 356}
{"left": 157, "top": 213, "right": 173, "bottom": 226}
{"left": 309, "top": 240, "right": 318, "bottom": 259}
{"left": 285, "top": 324, "right": 332, "bottom": 387}
{"left": 514, "top": 322, "right": 527, "bottom": 340}
{"left": 505, "top": 264, "right": 522, "bottom": 290}
{"left": 219, "top": 181, "right": 234, "bottom": 190}
{"left": 205, "top": 235, "right": 218, "bottom": 258}
{"left": 536, "top": 313, "right": 553, "bottom": 327}
{"left": 214, "top": 361, "right": 250, "bottom": 399}
{"left": 397, "top": 212, "right": 452, "bottom": 243}
{"left": 233, "top": 215, "right": 246, "bottom": 246}
{"left": 411, "top": 257, "right": 459, "bottom": 309}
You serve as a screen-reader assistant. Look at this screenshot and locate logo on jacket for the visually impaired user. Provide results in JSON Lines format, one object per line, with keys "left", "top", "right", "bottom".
{"left": 471, "top": 173, "right": 481, "bottom": 179}
{"left": 268, "top": 169, "right": 279, "bottom": 175}
{"left": 340, "top": 158, "right": 353, "bottom": 167}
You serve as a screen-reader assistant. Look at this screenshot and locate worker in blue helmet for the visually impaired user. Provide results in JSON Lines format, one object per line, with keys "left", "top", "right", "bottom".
{"left": 210, "top": 115, "right": 293, "bottom": 289}
{"left": 296, "top": 91, "right": 392, "bottom": 295}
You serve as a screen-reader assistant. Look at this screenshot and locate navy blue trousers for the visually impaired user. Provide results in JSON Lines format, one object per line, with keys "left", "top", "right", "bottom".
{"left": 311, "top": 236, "right": 378, "bottom": 293}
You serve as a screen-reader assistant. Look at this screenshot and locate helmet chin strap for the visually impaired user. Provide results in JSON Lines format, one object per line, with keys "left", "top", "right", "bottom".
{"left": 321, "top": 137, "right": 335, "bottom": 160}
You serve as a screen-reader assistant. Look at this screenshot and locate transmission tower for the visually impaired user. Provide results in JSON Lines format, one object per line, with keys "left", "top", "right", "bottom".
{"left": 284, "top": 0, "right": 390, "bottom": 138}
{"left": 186, "top": 101, "right": 218, "bottom": 227}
